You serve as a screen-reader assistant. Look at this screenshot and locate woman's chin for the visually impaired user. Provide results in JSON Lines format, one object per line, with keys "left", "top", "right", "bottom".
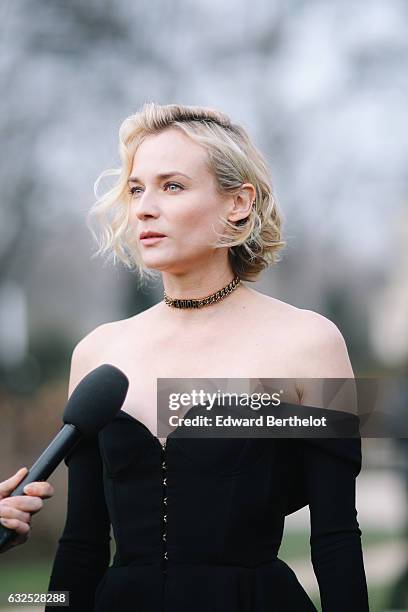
{"left": 141, "top": 257, "right": 177, "bottom": 272}
{"left": 142, "top": 258, "right": 191, "bottom": 275}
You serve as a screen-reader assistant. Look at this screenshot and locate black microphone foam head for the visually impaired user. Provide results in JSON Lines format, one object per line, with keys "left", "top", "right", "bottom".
{"left": 63, "top": 364, "right": 129, "bottom": 437}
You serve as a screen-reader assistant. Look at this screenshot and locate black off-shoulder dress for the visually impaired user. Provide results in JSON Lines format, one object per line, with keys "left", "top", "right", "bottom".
{"left": 45, "top": 403, "right": 369, "bottom": 611}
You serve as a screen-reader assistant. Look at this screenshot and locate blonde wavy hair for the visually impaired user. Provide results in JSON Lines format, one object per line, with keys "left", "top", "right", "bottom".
{"left": 87, "top": 102, "right": 286, "bottom": 283}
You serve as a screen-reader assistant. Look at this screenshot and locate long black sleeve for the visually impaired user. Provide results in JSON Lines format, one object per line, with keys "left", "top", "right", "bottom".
{"left": 302, "top": 436, "right": 369, "bottom": 612}
{"left": 45, "top": 435, "right": 111, "bottom": 611}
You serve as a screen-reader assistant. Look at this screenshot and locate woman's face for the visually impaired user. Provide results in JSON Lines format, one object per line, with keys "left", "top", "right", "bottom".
{"left": 128, "top": 127, "right": 233, "bottom": 274}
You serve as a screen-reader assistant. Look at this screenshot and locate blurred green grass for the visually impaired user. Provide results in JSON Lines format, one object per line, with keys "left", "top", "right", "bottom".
{"left": 278, "top": 527, "right": 403, "bottom": 560}
{"left": 0, "top": 559, "right": 54, "bottom": 594}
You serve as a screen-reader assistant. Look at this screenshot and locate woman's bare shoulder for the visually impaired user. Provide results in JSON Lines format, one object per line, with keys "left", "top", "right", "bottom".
{"left": 67, "top": 308, "right": 161, "bottom": 394}
{"left": 251, "top": 289, "right": 342, "bottom": 335}
{"left": 249, "top": 291, "right": 351, "bottom": 371}
{"left": 286, "top": 306, "right": 353, "bottom": 378}
{"left": 253, "top": 296, "right": 354, "bottom": 408}
{"left": 245, "top": 289, "right": 330, "bottom": 329}
{"left": 78, "top": 303, "right": 162, "bottom": 345}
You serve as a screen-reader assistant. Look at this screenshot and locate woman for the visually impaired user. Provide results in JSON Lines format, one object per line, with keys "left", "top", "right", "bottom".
{"left": 46, "top": 103, "right": 369, "bottom": 611}
{"left": 0, "top": 467, "right": 54, "bottom": 553}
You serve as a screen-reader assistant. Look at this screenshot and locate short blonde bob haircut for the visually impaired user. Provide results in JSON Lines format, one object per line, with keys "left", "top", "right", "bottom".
{"left": 88, "top": 102, "right": 286, "bottom": 283}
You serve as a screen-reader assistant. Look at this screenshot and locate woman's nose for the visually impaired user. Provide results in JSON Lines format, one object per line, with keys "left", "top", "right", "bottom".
{"left": 134, "top": 193, "right": 160, "bottom": 220}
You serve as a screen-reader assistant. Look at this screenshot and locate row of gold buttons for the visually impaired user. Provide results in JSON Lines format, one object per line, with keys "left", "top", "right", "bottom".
{"left": 161, "top": 440, "right": 168, "bottom": 572}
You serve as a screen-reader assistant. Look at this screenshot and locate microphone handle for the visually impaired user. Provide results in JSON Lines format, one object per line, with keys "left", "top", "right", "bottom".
{"left": 0, "top": 424, "right": 82, "bottom": 552}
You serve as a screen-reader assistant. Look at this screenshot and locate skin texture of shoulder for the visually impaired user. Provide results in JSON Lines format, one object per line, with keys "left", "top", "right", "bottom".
{"left": 293, "top": 309, "right": 354, "bottom": 378}
{"left": 287, "top": 309, "right": 356, "bottom": 411}
{"left": 68, "top": 322, "right": 121, "bottom": 398}
{"left": 243, "top": 297, "right": 356, "bottom": 409}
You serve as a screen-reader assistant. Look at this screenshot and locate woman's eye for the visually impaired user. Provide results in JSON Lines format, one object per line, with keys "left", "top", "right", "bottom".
{"left": 128, "top": 186, "right": 143, "bottom": 196}
{"left": 164, "top": 182, "right": 183, "bottom": 192}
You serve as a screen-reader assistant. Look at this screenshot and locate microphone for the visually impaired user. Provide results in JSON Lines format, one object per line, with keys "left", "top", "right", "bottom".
{"left": 0, "top": 363, "right": 129, "bottom": 552}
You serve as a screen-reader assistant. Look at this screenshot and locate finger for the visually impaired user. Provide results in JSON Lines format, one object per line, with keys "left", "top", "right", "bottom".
{"left": 0, "top": 503, "right": 31, "bottom": 524}
{"left": 24, "top": 482, "right": 54, "bottom": 499}
{"left": 0, "top": 468, "right": 28, "bottom": 499}
{"left": 0, "top": 517, "right": 30, "bottom": 536}
{"left": 0, "top": 495, "right": 43, "bottom": 514}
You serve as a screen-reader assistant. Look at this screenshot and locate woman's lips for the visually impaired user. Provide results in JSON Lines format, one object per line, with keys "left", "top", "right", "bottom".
{"left": 140, "top": 236, "right": 166, "bottom": 245}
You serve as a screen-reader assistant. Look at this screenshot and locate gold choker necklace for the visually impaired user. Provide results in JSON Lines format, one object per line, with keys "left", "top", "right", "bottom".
{"left": 164, "top": 276, "right": 241, "bottom": 309}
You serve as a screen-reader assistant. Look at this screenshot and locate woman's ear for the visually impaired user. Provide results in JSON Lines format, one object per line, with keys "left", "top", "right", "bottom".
{"left": 227, "top": 183, "right": 256, "bottom": 223}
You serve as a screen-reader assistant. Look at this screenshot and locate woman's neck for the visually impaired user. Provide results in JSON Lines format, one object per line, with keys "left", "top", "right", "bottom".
{"left": 159, "top": 268, "right": 249, "bottom": 322}
{"left": 162, "top": 268, "right": 236, "bottom": 301}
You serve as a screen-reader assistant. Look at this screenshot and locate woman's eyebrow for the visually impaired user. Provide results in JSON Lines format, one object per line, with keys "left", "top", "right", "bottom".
{"left": 128, "top": 171, "right": 192, "bottom": 184}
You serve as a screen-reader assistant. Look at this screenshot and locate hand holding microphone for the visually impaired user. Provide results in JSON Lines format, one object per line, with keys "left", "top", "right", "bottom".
{"left": 0, "top": 468, "right": 54, "bottom": 554}
{"left": 0, "top": 364, "right": 129, "bottom": 553}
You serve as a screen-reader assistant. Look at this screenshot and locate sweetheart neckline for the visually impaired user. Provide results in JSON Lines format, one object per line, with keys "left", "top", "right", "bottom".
{"left": 114, "top": 404, "right": 360, "bottom": 447}
{"left": 116, "top": 408, "right": 168, "bottom": 447}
